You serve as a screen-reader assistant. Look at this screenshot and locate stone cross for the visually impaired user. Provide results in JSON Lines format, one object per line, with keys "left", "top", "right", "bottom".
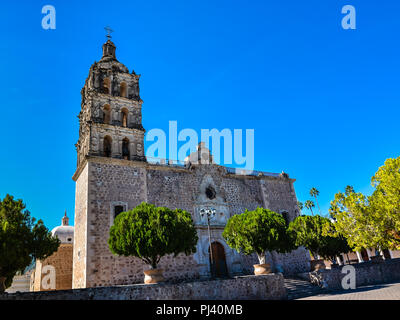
{"left": 104, "top": 26, "right": 114, "bottom": 40}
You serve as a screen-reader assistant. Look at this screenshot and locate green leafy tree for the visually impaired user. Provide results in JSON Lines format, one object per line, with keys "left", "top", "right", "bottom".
{"left": 108, "top": 202, "right": 198, "bottom": 269}
{"left": 0, "top": 194, "right": 60, "bottom": 292}
{"left": 329, "top": 186, "right": 377, "bottom": 251}
{"left": 370, "top": 156, "right": 400, "bottom": 249}
{"left": 330, "top": 157, "right": 400, "bottom": 251}
{"left": 288, "top": 215, "right": 350, "bottom": 260}
{"left": 304, "top": 200, "right": 315, "bottom": 216}
{"left": 222, "top": 208, "right": 296, "bottom": 265}
{"left": 320, "top": 219, "right": 352, "bottom": 262}
{"left": 309, "top": 188, "right": 321, "bottom": 215}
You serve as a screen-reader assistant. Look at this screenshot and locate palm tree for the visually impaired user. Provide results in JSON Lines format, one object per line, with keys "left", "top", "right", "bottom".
{"left": 297, "top": 201, "right": 304, "bottom": 212}
{"left": 304, "top": 200, "right": 315, "bottom": 216}
{"left": 309, "top": 187, "right": 321, "bottom": 215}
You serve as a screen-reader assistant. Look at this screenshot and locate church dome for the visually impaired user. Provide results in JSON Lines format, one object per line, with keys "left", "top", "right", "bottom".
{"left": 51, "top": 212, "right": 74, "bottom": 244}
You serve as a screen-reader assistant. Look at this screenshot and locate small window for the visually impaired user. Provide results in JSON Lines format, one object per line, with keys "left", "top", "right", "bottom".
{"left": 67, "top": 238, "right": 72, "bottom": 242}
{"left": 114, "top": 205, "right": 124, "bottom": 219}
{"left": 122, "top": 138, "right": 130, "bottom": 160}
{"left": 103, "top": 78, "right": 111, "bottom": 94}
{"left": 103, "top": 104, "right": 111, "bottom": 124}
{"left": 120, "top": 82, "right": 127, "bottom": 98}
{"left": 121, "top": 108, "right": 128, "bottom": 127}
{"left": 103, "top": 136, "right": 112, "bottom": 157}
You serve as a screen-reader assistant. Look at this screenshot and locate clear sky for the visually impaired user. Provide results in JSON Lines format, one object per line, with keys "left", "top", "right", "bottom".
{"left": 1, "top": 0, "right": 399, "bottom": 230}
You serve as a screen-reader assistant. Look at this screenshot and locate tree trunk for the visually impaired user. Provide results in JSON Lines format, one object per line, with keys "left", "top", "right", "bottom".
{"left": 271, "top": 251, "right": 278, "bottom": 271}
{"left": 315, "top": 198, "right": 322, "bottom": 215}
{"left": 257, "top": 252, "right": 266, "bottom": 265}
{"left": 0, "top": 277, "right": 6, "bottom": 293}
{"left": 151, "top": 258, "right": 158, "bottom": 270}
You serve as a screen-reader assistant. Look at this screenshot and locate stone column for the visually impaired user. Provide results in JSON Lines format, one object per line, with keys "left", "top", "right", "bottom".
{"left": 366, "top": 249, "right": 372, "bottom": 260}
{"left": 129, "top": 142, "right": 135, "bottom": 160}
{"left": 111, "top": 140, "right": 118, "bottom": 158}
{"left": 356, "top": 251, "right": 363, "bottom": 263}
{"left": 99, "top": 138, "right": 104, "bottom": 156}
{"left": 118, "top": 139, "right": 122, "bottom": 158}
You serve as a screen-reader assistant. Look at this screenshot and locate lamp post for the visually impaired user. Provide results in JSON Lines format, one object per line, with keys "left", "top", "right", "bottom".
{"left": 200, "top": 208, "right": 216, "bottom": 277}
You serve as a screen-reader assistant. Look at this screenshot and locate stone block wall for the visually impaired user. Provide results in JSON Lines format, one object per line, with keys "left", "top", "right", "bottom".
{"left": 0, "top": 274, "right": 287, "bottom": 300}
{"left": 32, "top": 244, "right": 73, "bottom": 291}
{"left": 306, "top": 258, "right": 400, "bottom": 290}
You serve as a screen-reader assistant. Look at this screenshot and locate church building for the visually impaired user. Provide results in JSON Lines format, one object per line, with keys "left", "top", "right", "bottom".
{"left": 72, "top": 38, "right": 310, "bottom": 289}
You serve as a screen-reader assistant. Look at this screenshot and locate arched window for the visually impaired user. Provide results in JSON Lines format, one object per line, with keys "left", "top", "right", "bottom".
{"left": 205, "top": 186, "right": 216, "bottom": 200}
{"left": 103, "top": 105, "right": 111, "bottom": 124}
{"left": 102, "top": 78, "right": 111, "bottom": 94}
{"left": 122, "top": 138, "right": 130, "bottom": 160}
{"left": 121, "top": 108, "right": 128, "bottom": 127}
{"left": 103, "top": 136, "right": 112, "bottom": 157}
{"left": 120, "top": 82, "right": 127, "bottom": 98}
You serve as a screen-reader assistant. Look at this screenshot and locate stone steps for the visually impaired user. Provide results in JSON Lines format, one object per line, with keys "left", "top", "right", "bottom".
{"left": 284, "top": 277, "right": 327, "bottom": 300}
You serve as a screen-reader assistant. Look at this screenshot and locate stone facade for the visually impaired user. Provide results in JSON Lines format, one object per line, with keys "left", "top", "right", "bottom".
{"left": 1, "top": 274, "right": 287, "bottom": 300}
{"left": 71, "top": 39, "right": 310, "bottom": 289}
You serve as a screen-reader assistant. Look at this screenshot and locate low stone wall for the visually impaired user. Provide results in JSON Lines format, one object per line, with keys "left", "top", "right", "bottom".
{"left": 302, "top": 258, "right": 400, "bottom": 290}
{"left": 0, "top": 274, "right": 286, "bottom": 300}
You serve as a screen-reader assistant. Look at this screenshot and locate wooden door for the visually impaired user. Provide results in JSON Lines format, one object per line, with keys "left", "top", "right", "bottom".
{"left": 209, "top": 242, "right": 228, "bottom": 278}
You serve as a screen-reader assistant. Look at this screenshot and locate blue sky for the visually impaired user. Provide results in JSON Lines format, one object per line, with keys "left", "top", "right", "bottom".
{"left": 1, "top": 0, "right": 399, "bottom": 230}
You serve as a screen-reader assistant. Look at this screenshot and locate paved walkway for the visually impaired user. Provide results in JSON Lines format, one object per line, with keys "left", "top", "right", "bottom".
{"left": 299, "top": 281, "right": 400, "bottom": 300}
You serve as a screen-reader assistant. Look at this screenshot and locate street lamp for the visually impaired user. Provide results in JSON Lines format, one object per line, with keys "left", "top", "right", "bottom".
{"left": 200, "top": 208, "right": 216, "bottom": 277}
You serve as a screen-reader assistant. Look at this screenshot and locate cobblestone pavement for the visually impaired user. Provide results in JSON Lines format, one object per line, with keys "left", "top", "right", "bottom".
{"left": 299, "top": 282, "right": 400, "bottom": 300}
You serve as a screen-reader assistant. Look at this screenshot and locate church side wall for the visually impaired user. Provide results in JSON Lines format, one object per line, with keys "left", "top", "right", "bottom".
{"left": 84, "top": 161, "right": 150, "bottom": 287}
{"left": 259, "top": 178, "right": 310, "bottom": 274}
{"left": 72, "top": 163, "right": 89, "bottom": 288}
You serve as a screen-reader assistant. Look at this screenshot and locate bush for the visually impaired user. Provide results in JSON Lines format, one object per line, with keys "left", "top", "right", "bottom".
{"left": 222, "top": 208, "right": 296, "bottom": 265}
{"left": 108, "top": 202, "right": 198, "bottom": 269}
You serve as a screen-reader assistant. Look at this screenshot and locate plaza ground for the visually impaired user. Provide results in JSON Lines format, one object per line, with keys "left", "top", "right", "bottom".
{"left": 298, "top": 281, "right": 400, "bottom": 300}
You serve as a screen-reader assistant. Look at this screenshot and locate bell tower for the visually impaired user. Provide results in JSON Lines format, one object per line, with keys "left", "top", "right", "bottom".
{"left": 75, "top": 38, "right": 146, "bottom": 169}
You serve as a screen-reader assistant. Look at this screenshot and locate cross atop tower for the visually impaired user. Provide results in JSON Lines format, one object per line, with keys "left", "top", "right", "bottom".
{"left": 104, "top": 26, "right": 114, "bottom": 40}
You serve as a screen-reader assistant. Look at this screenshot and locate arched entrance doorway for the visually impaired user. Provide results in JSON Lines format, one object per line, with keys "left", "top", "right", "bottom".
{"left": 209, "top": 242, "right": 228, "bottom": 278}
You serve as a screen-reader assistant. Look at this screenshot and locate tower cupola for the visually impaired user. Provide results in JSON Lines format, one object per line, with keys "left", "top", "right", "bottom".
{"left": 102, "top": 40, "right": 116, "bottom": 60}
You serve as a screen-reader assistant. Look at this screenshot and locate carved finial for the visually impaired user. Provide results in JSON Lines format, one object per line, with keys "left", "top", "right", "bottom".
{"left": 62, "top": 211, "right": 69, "bottom": 226}
{"left": 280, "top": 171, "right": 289, "bottom": 179}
